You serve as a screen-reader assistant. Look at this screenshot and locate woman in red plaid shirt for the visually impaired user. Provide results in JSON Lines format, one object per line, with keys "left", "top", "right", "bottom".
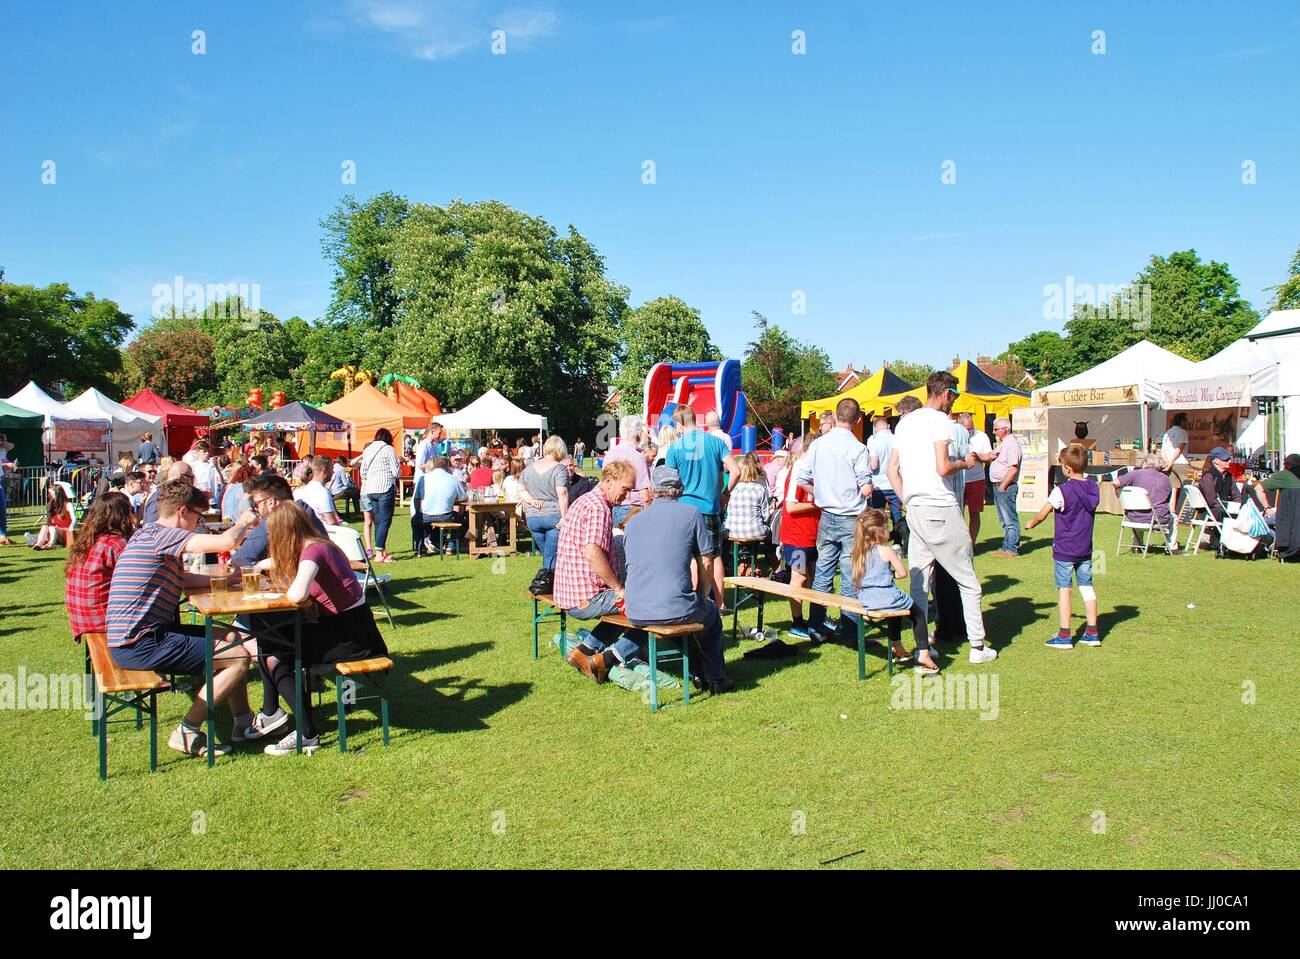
{"left": 65, "top": 492, "right": 136, "bottom": 641}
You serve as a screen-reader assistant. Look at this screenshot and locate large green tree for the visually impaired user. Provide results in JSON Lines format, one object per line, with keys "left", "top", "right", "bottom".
{"left": 741, "top": 312, "right": 835, "bottom": 431}
{"left": 0, "top": 277, "right": 132, "bottom": 397}
{"left": 1065, "top": 249, "right": 1257, "bottom": 373}
{"left": 125, "top": 313, "right": 218, "bottom": 403}
{"left": 1267, "top": 243, "right": 1300, "bottom": 312}
{"left": 611, "top": 296, "right": 719, "bottom": 413}
{"left": 378, "top": 200, "right": 627, "bottom": 439}
{"left": 321, "top": 192, "right": 411, "bottom": 331}
{"left": 998, "top": 330, "right": 1070, "bottom": 385}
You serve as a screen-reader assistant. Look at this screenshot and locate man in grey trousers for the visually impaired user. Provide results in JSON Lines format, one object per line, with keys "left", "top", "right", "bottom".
{"left": 887, "top": 371, "right": 998, "bottom": 664}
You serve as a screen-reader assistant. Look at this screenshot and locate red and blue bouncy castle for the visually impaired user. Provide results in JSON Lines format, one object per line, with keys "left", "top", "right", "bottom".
{"left": 644, "top": 359, "right": 750, "bottom": 451}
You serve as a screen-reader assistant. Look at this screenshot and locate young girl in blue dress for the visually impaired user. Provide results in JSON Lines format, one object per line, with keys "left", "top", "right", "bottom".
{"left": 851, "top": 509, "right": 939, "bottom": 675}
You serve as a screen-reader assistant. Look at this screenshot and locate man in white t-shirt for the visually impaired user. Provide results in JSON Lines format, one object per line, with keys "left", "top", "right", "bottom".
{"left": 1160, "top": 412, "right": 1190, "bottom": 477}
{"left": 959, "top": 412, "right": 996, "bottom": 543}
{"left": 866, "top": 416, "right": 903, "bottom": 526}
{"left": 887, "top": 371, "right": 997, "bottom": 664}
{"left": 293, "top": 455, "right": 341, "bottom": 526}
{"left": 189, "top": 441, "right": 224, "bottom": 507}
{"left": 704, "top": 411, "right": 734, "bottom": 450}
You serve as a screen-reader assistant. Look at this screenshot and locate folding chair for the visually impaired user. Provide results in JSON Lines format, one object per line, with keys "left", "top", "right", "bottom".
{"left": 1179, "top": 484, "right": 1223, "bottom": 555}
{"left": 1116, "top": 486, "right": 1173, "bottom": 556}
{"left": 326, "top": 525, "right": 395, "bottom": 627}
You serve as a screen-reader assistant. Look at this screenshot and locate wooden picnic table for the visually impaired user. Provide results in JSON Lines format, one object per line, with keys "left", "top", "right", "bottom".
{"left": 187, "top": 581, "right": 310, "bottom": 763}
{"left": 466, "top": 499, "right": 520, "bottom": 556}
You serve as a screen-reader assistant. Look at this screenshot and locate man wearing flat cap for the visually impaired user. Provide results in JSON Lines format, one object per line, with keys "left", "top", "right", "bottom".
{"left": 622, "top": 465, "right": 734, "bottom": 696}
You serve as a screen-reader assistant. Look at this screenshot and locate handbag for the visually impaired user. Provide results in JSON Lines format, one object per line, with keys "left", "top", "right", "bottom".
{"left": 528, "top": 568, "right": 555, "bottom": 596}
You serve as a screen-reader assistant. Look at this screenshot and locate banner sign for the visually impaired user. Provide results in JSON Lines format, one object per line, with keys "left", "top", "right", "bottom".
{"left": 1170, "top": 408, "right": 1238, "bottom": 455}
{"left": 50, "top": 420, "right": 109, "bottom": 452}
{"left": 1034, "top": 385, "right": 1140, "bottom": 407}
{"left": 1159, "top": 375, "right": 1251, "bottom": 410}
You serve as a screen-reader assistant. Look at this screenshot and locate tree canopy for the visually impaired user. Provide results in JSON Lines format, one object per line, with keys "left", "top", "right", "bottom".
{"left": 741, "top": 312, "right": 835, "bottom": 431}
{"left": 0, "top": 277, "right": 133, "bottom": 398}
{"left": 1267, "top": 243, "right": 1300, "bottom": 312}
{"left": 611, "top": 296, "right": 719, "bottom": 413}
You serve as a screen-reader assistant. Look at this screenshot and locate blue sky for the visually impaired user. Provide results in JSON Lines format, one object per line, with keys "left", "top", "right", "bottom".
{"left": 3, "top": 0, "right": 1297, "bottom": 371}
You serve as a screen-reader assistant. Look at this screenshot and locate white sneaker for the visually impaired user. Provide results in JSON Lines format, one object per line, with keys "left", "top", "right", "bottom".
{"left": 24, "top": 532, "right": 37, "bottom": 546}
{"left": 264, "top": 731, "right": 319, "bottom": 756}
{"left": 968, "top": 644, "right": 998, "bottom": 664}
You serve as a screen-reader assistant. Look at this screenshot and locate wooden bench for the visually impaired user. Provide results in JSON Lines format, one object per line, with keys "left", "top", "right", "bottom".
{"left": 723, "top": 576, "right": 911, "bottom": 680}
{"left": 595, "top": 614, "right": 703, "bottom": 711}
{"left": 524, "top": 591, "right": 567, "bottom": 659}
{"left": 427, "top": 522, "right": 464, "bottom": 559}
{"left": 524, "top": 593, "right": 702, "bottom": 710}
{"left": 83, "top": 632, "right": 167, "bottom": 780}
{"left": 310, "top": 656, "right": 394, "bottom": 752}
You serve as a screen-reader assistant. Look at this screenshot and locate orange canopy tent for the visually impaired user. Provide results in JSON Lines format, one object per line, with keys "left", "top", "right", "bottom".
{"left": 387, "top": 381, "right": 442, "bottom": 421}
{"left": 307, "top": 382, "right": 425, "bottom": 457}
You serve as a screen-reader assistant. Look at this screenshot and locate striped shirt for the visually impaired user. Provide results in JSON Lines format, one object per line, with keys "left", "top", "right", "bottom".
{"left": 359, "top": 441, "right": 401, "bottom": 496}
{"left": 106, "top": 523, "right": 192, "bottom": 647}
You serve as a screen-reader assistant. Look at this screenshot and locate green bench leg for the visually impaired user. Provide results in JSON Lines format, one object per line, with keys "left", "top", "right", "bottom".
{"left": 381, "top": 685, "right": 390, "bottom": 747}
{"left": 336, "top": 675, "right": 347, "bottom": 753}
{"left": 857, "top": 617, "right": 866, "bottom": 681}
{"left": 97, "top": 690, "right": 108, "bottom": 781}
{"left": 148, "top": 694, "right": 158, "bottom": 773}
{"left": 648, "top": 636, "right": 659, "bottom": 712}
{"left": 531, "top": 597, "right": 540, "bottom": 659}
{"left": 681, "top": 639, "right": 690, "bottom": 706}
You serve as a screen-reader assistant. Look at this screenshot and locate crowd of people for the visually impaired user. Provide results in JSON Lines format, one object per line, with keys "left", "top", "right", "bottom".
{"left": 16, "top": 380, "right": 1300, "bottom": 762}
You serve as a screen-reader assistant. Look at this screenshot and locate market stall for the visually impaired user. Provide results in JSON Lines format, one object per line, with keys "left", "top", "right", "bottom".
{"left": 0, "top": 398, "right": 45, "bottom": 467}
{"left": 122, "top": 388, "right": 210, "bottom": 457}
{"left": 65, "top": 387, "right": 163, "bottom": 464}
{"left": 434, "top": 388, "right": 548, "bottom": 435}
{"left": 246, "top": 402, "right": 349, "bottom": 456}
{"left": 800, "top": 367, "right": 916, "bottom": 438}
{"left": 5, "top": 381, "right": 112, "bottom": 457}
{"left": 313, "top": 382, "right": 425, "bottom": 457}
{"left": 879, "top": 359, "right": 1031, "bottom": 423}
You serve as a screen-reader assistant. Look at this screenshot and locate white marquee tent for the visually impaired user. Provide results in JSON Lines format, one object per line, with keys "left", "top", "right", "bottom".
{"left": 1159, "top": 310, "right": 1300, "bottom": 456}
{"left": 65, "top": 387, "right": 163, "bottom": 461}
{"left": 434, "top": 389, "right": 548, "bottom": 433}
{"left": 1030, "top": 341, "right": 1199, "bottom": 453}
{"left": 5, "top": 381, "right": 112, "bottom": 454}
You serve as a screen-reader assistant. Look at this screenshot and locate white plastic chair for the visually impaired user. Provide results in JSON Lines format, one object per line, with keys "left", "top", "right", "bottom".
{"left": 1179, "top": 484, "right": 1222, "bottom": 555}
{"left": 326, "top": 525, "right": 395, "bottom": 628}
{"left": 1116, "top": 486, "right": 1173, "bottom": 556}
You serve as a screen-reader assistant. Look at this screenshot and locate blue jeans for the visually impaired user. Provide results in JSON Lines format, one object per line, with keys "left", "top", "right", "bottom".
{"left": 1054, "top": 559, "right": 1093, "bottom": 588}
{"left": 365, "top": 486, "right": 397, "bottom": 551}
{"left": 807, "top": 512, "right": 860, "bottom": 636}
{"left": 527, "top": 513, "right": 561, "bottom": 569}
{"left": 993, "top": 483, "right": 1020, "bottom": 553}
{"left": 870, "top": 487, "right": 903, "bottom": 526}
{"left": 567, "top": 590, "right": 644, "bottom": 663}
{"left": 611, "top": 504, "right": 635, "bottom": 527}
{"left": 633, "top": 599, "right": 726, "bottom": 682}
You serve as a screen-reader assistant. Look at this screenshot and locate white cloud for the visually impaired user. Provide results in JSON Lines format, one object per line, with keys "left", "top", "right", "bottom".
{"left": 348, "top": 0, "right": 558, "bottom": 60}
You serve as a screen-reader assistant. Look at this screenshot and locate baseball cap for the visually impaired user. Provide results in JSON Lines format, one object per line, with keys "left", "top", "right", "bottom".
{"left": 1209, "top": 447, "right": 1232, "bottom": 461}
{"left": 651, "top": 464, "right": 683, "bottom": 492}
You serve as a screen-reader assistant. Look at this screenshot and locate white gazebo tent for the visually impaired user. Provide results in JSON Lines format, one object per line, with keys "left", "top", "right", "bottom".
{"left": 1030, "top": 340, "right": 1199, "bottom": 454}
{"left": 5, "top": 381, "right": 112, "bottom": 457}
{"left": 65, "top": 387, "right": 163, "bottom": 463}
{"left": 435, "top": 388, "right": 548, "bottom": 433}
{"left": 1159, "top": 310, "right": 1300, "bottom": 458}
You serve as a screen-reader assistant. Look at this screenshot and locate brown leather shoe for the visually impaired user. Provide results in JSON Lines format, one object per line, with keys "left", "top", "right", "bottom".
{"left": 566, "top": 647, "right": 610, "bottom": 684}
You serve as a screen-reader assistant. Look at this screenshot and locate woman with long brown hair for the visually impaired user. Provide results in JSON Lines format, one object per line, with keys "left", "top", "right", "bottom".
{"left": 29, "top": 482, "right": 76, "bottom": 549}
{"left": 65, "top": 491, "right": 135, "bottom": 641}
{"left": 244, "top": 502, "right": 388, "bottom": 755}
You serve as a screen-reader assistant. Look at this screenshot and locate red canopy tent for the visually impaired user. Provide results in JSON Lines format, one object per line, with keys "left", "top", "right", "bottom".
{"left": 122, "top": 388, "right": 210, "bottom": 457}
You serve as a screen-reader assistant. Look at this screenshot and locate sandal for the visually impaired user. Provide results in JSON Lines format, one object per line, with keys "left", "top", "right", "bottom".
{"left": 913, "top": 660, "right": 940, "bottom": 676}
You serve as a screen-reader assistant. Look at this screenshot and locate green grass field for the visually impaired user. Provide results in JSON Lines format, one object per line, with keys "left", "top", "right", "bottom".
{"left": 1, "top": 508, "right": 1296, "bottom": 870}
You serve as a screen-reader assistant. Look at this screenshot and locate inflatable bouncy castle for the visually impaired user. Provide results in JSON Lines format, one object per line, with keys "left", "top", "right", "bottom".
{"left": 644, "top": 360, "right": 748, "bottom": 450}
